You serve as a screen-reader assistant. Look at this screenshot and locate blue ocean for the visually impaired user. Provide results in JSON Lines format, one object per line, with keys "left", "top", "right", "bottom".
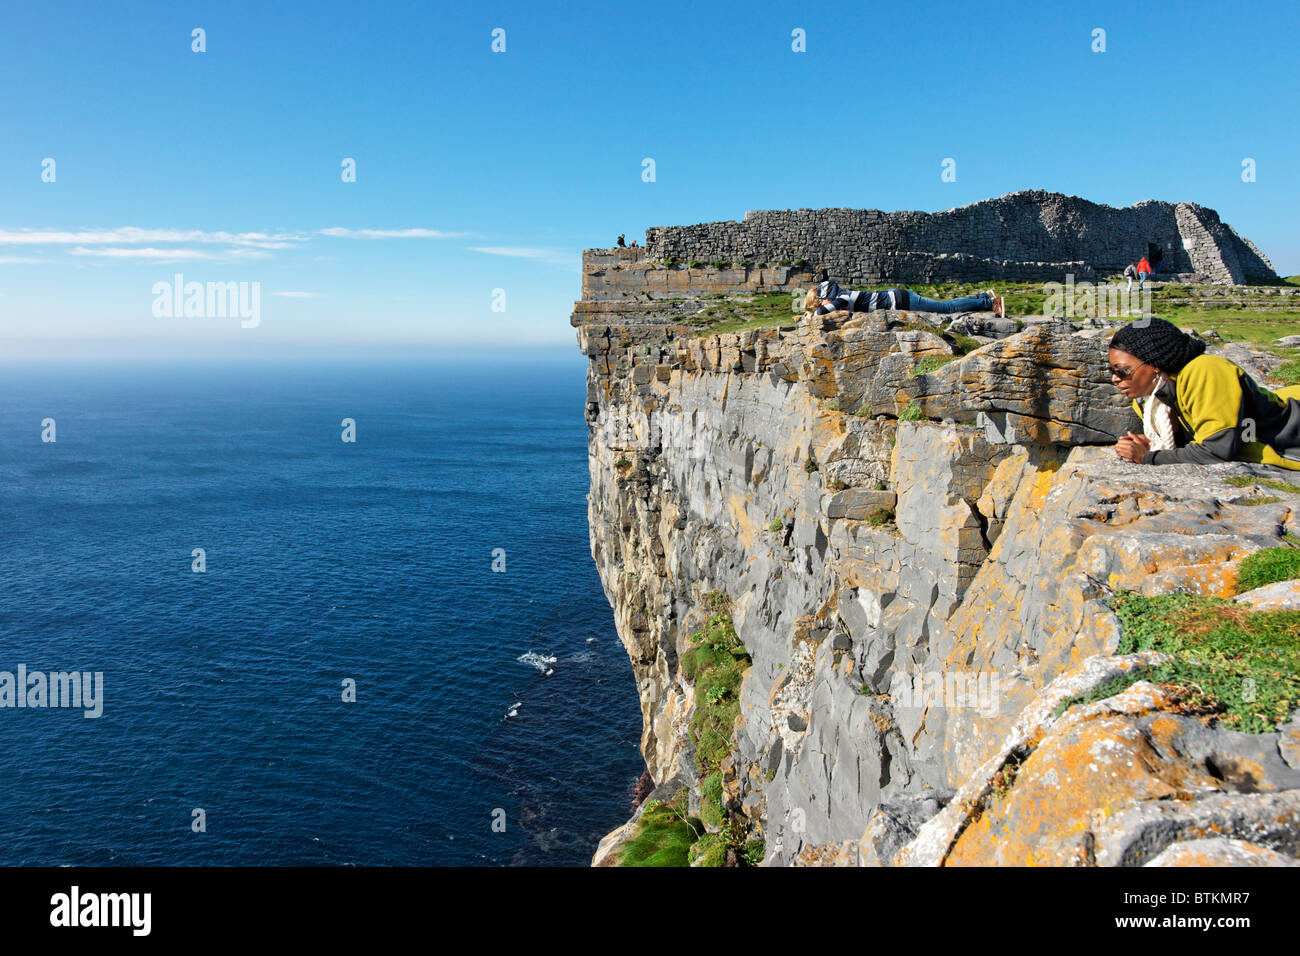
{"left": 0, "top": 357, "right": 643, "bottom": 865}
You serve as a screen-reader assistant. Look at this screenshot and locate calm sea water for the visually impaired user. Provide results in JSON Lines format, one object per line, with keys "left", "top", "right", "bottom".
{"left": 0, "top": 357, "right": 643, "bottom": 865}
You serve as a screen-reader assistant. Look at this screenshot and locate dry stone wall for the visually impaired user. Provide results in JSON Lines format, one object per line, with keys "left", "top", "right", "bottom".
{"left": 624, "top": 190, "right": 1277, "bottom": 286}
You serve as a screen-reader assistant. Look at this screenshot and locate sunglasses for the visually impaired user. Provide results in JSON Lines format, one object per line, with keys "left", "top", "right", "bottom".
{"left": 1109, "top": 360, "right": 1148, "bottom": 381}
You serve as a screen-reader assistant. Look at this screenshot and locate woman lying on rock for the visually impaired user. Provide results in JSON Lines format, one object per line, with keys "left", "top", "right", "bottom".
{"left": 802, "top": 281, "right": 1005, "bottom": 320}
{"left": 1110, "top": 317, "right": 1300, "bottom": 469}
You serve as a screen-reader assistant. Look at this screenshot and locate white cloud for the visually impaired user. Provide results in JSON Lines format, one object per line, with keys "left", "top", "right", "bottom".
{"left": 0, "top": 224, "right": 474, "bottom": 270}
{"left": 69, "top": 246, "right": 271, "bottom": 261}
{"left": 0, "top": 227, "right": 306, "bottom": 247}
{"left": 317, "top": 227, "right": 466, "bottom": 239}
{"left": 272, "top": 291, "right": 318, "bottom": 298}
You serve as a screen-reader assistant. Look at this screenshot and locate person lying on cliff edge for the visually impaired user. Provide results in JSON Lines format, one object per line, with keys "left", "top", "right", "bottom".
{"left": 1110, "top": 317, "right": 1300, "bottom": 469}
{"left": 801, "top": 281, "right": 1005, "bottom": 320}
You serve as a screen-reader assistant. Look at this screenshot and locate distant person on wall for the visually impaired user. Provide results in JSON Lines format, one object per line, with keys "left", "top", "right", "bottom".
{"left": 1109, "top": 317, "right": 1300, "bottom": 469}
{"left": 802, "top": 280, "right": 1004, "bottom": 319}
{"left": 1136, "top": 256, "right": 1152, "bottom": 290}
{"left": 1123, "top": 263, "right": 1138, "bottom": 293}
{"left": 617, "top": 234, "right": 626, "bottom": 248}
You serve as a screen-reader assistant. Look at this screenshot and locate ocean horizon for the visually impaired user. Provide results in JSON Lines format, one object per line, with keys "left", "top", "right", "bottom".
{"left": 0, "top": 356, "right": 644, "bottom": 866}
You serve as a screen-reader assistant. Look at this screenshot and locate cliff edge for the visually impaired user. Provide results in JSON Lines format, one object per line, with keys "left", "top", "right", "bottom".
{"left": 575, "top": 196, "right": 1300, "bottom": 867}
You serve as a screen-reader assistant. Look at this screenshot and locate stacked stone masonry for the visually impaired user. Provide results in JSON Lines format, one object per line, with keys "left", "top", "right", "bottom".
{"left": 602, "top": 190, "right": 1277, "bottom": 286}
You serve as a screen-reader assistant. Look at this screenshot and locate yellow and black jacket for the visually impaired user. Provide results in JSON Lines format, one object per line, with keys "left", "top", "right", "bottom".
{"left": 1130, "top": 353, "right": 1300, "bottom": 470}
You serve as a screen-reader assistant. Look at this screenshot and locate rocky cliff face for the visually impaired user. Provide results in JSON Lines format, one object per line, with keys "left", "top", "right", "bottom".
{"left": 576, "top": 253, "right": 1300, "bottom": 867}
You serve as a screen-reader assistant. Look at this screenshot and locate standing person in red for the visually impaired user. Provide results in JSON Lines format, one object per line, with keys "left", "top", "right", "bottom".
{"left": 1136, "top": 256, "right": 1152, "bottom": 291}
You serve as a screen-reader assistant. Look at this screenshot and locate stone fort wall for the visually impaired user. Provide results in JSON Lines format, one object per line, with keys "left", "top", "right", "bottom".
{"left": 629, "top": 190, "right": 1276, "bottom": 286}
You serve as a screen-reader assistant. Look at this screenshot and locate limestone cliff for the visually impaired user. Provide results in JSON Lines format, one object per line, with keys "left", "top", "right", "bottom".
{"left": 576, "top": 207, "right": 1300, "bottom": 867}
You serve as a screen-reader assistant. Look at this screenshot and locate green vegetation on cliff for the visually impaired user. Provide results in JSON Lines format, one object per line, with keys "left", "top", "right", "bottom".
{"left": 1224, "top": 475, "right": 1300, "bottom": 496}
{"left": 1236, "top": 545, "right": 1300, "bottom": 593}
{"left": 683, "top": 591, "right": 766, "bottom": 866}
{"left": 616, "top": 791, "right": 704, "bottom": 867}
{"left": 618, "top": 590, "right": 764, "bottom": 866}
{"left": 1054, "top": 590, "right": 1300, "bottom": 733}
{"left": 912, "top": 354, "right": 962, "bottom": 375}
{"left": 682, "top": 591, "right": 750, "bottom": 774}
{"left": 699, "top": 770, "right": 725, "bottom": 828}
{"left": 666, "top": 590, "right": 767, "bottom": 866}
{"left": 688, "top": 292, "right": 800, "bottom": 336}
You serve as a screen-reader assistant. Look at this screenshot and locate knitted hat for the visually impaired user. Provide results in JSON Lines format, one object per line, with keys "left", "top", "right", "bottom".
{"left": 1108, "top": 318, "right": 1206, "bottom": 375}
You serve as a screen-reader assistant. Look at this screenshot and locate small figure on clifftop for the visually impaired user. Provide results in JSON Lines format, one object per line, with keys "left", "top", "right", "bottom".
{"left": 1109, "top": 317, "right": 1300, "bottom": 469}
{"left": 802, "top": 280, "right": 1004, "bottom": 319}
{"left": 617, "top": 234, "right": 626, "bottom": 247}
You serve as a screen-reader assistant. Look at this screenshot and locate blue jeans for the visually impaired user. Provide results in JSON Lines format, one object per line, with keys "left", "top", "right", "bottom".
{"left": 903, "top": 289, "right": 992, "bottom": 314}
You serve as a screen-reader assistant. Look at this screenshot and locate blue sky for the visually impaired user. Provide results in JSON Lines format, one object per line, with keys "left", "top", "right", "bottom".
{"left": 1, "top": 0, "right": 1296, "bottom": 360}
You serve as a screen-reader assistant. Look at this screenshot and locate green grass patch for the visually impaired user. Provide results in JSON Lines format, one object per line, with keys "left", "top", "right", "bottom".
{"left": 1224, "top": 475, "right": 1300, "bottom": 495}
{"left": 1162, "top": 309, "right": 1300, "bottom": 350}
{"left": 699, "top": 771, "right": 725, "bottom": 829}
{"left": 683, "top": 609, "right": 750, "bottom": 772}
{"left": 618, "top": 791, "right": 705, "bottom": 867}
{"left": 1274, "top": 360, "right": 1300, "bottom": 385}
{"left": 1237, "top": 547, "right": 1300, "bottom": 593}
{"left": 913, "top": 354, "right": 962, "bottom": 375}
{"left": 687, "top": 291, "right": 801, "bottom": 337}
{"left": 1052, "top": 591, "right": 1300, "bottom": 733}
{"left": 687, "top": 832, "right": 726, "bottom": 866}
{"left": 899, "top": 402, "right": 925, "bottom": 421}
{"left": 1239, "top": 495, "right": 1284, "bottom": 506}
